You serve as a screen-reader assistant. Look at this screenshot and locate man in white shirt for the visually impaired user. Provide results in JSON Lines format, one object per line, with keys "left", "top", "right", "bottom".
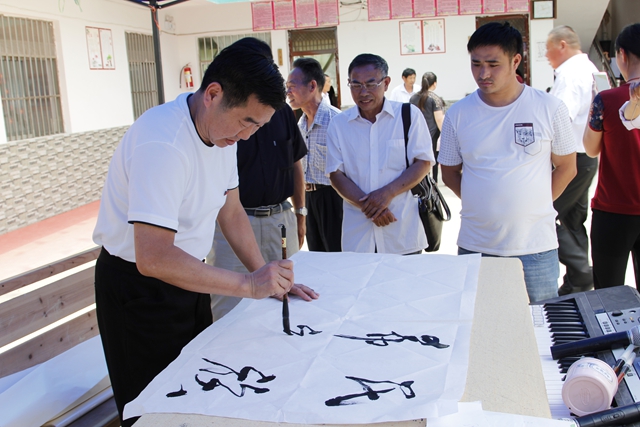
{"left": 439, "top": 22, "right": 577, "bottom": 303}
{"left": 388, "top": 68, "right": 420, "bottom": 102}
{"left": 546, "top": 26, "right": 599, "bottom": 296}
{"left": 327, "top": 54, "right": 434, "bottom": 254}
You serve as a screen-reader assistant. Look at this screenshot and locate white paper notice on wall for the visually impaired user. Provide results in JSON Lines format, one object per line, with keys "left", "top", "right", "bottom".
{"left": 124, "top": 251, "right": 482, "bottom": 425}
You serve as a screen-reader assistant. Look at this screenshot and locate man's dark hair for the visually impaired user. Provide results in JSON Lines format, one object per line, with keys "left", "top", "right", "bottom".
{"left": 467, "top": 22, "right": 523, "bottom": 59}
{"left": 615, "top": 23, "right": 640, "bottom": 60}
{"left": 348, "top": 54, "right": 389, "bottom": 77}
{"left": 200, "top": 37, "right": 285, "bottom": 110}
{"left": 292, "top": 57, "right": 325, "bottom": 93}
{"left": 402, "top": 68, "right": 416, "bottom": 78}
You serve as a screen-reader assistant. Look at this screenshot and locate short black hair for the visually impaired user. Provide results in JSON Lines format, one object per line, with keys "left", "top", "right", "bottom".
{"left": 467, "top": 22, "right": 523, "bottom": 59}
{"left": 402, "top": 68, "right": 416, "bottom": 78}
{"left": 615, "top": 23, "right": 640, "bottom": 60}
{"left": 348, "top": 54, "right": 389, "bottom": 77}
{"left": 200, "top": 37, "right": 285, "bottom": 111}
{"left": 292, "top": 57, "right": 325, "bottom": 93}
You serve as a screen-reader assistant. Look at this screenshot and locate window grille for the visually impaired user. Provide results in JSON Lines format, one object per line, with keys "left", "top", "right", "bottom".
{"left": 290, "top": 29, "right": 336, "bottom": 54}
{"left": 198, "top": 33, "right": 271, "bottom": 78}
{"left": 125, "top": 32, "right": 158, "bottom": 120}
{"left": 0, "top": 15, "right": 64, "bottom": 141}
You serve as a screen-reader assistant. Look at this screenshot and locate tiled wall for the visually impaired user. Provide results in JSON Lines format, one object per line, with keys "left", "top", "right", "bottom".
{"left": 0, "top": 126, "right": 129, "bottom": 234}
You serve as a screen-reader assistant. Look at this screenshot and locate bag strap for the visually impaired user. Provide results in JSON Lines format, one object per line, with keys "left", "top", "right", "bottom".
{"left": 402, "top": 103, "right": 411, "bottom": 169}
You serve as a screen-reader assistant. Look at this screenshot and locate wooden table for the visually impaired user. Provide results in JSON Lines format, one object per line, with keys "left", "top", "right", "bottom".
{"left": 134, "top": 257, "right": 550, "bottom": 427}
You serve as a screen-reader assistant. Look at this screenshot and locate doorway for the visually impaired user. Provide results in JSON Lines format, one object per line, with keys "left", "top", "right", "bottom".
{"left": 476, "top": 15, "right": 530, "bottom": 85}
{"left": 288, "top": 28, "right": 340, "bottom": 110}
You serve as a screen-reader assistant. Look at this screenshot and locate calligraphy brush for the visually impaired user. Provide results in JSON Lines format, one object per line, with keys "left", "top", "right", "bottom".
{"left": 279, "top": 224, "right": 292, "bottom": 335}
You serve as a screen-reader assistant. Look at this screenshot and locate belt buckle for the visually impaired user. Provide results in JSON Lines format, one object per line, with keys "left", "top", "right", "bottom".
{"left": 253, "top": 207, "right": 272, "bottom": 217}
{"left": 306, "top": 183, "right": 316, "bottom": 192}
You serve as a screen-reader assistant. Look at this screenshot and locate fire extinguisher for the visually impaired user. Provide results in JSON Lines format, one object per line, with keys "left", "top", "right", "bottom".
{"left": 181, "top": 64, "right": 193, "bottom": 88}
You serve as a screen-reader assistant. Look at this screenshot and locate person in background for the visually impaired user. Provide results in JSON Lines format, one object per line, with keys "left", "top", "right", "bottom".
{"left": 287, "top": 57, "right": 343, "bottom": 252}
{"left": 322, "top": 73, "right": 339, "bottom": 108}
{"left": 206, "top": 104, "right": 317, "bottom": 321}
{"left": 439, "top": 22, "right": 576, "bottom": 303}
{"left": 327, "top": 54, "right": 434, "bottom": 254}
{"left": 410, "top": 72, "right": 444, "bottom": 182}
{"left": 545, "top": 25, "right": 599, "bottom": 296}
{"left": 584, "top": 23, "right": 640, "bottom": 290}
{"left": 388, "top": 68, "right": 419, "bottom": 102}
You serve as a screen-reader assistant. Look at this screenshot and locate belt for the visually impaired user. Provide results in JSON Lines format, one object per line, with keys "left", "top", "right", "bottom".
{"left": 306, "top": 183, "right": 329, "bottom": 192}
{"left": 244, "top": 201, "right": 292, "bottom": 217}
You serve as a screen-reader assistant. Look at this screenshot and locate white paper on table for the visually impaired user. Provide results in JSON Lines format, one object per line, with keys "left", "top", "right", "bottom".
{"left": 125, "top": 252, "right": 482, "bottom": 424}
{"left": 429, "top": 402, "right": 577, "bottom": 427}
{"left": 0, "top": 335, "right": 108, "bottom": 427}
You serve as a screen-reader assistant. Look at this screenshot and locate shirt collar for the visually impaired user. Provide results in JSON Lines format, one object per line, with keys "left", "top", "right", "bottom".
{"left": 347, "top": 97, "right": 395, "bottom": 122}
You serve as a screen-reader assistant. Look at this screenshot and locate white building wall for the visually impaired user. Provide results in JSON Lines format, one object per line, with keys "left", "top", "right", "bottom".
{"left": 0, "top": 0, "right": 557, "bottom": 141}
{"left": 0, "top": 0, "right": 152, "bottom": 143}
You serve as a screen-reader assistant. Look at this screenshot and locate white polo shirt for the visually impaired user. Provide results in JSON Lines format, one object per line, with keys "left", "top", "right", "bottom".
{"left": 93, "top": 93, "right": 238, "bottom": 263}
{"left": 550, "top": 53, "right": 598, "bottom": 153}
{"left": 438, "top": 86, "right": 576, "bottom": 256}
{"left": 388, "top": 84, "right": 420, "bottom": 103}
{"left": 326, "top": 99, "right": 434, "bottom": 254}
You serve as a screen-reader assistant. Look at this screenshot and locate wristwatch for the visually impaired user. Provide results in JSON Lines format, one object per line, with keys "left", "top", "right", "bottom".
{"left": 295, "top": 207, "right": 308, "bottom": 216}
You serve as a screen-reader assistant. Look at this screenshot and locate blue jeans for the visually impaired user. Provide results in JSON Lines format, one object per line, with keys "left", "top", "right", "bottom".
{"left": 458, "top": 247, "right": 559, "bottom": 303}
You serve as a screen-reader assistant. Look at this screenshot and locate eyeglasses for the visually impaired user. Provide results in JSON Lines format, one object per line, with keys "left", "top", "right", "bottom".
{"left": 348, "top": 78, "right": 387, "bottom": 91}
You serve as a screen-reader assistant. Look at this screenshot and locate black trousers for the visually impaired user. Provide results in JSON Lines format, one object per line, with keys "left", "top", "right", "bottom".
{"left": 95, "top": 248, "right": 212, "bottom": 427}
{"left": 306, "top": 185, "right": 343, "bottom": 252}
{"left": 553, "top": 153, "right": 598, "bottom": 291}
{"left": 591, "top": 209, "right": 640, "bottom": 290}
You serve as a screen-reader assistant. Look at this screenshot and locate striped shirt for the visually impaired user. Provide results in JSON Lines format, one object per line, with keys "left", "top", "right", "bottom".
{"left": 298, "top": 101, "right": 342, "bottom": 185}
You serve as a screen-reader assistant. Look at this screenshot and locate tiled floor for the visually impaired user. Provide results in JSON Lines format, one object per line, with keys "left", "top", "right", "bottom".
{"left": 0, "top": 201, "right": 100, "bottom": 282}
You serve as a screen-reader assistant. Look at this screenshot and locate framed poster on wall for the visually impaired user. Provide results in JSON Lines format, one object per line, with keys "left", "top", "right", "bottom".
{"left": 423, "top": 18, "right": 445, "bottom": 53}
{"left": 86, "top": 27, "right": 115, "bottom": 70}
{"left": 399, "top": 20, "right": 422, "bottom": 54}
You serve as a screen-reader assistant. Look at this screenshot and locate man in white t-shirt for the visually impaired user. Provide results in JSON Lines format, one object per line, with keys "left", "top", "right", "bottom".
{"left": 439, "top": 22, "right": 577, "bottom": 303}
{"left": 546, "top": 26, "right": 599, "bottom": 296}
{"left": 327, "top": 54, "right": 434, "bottom": 254}
{"left": 388, "top": 68, "right": 420, "bottom": 102}
{"left": 92, "top": 38, "right": 317, "bottom": 427}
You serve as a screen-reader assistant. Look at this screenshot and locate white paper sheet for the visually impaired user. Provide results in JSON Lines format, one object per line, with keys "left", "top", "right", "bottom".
{"left": 0, "top": 335, "right": 108, "bottom": 427}
{"left": 125, "top": 252, "right": 482, "bottom": 424}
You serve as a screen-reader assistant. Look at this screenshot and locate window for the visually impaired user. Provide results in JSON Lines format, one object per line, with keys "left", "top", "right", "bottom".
{"left": 125, "top": 32, "right": 158, "bottom": 120}
{"left": 0, "top": 15, "right": 64, "bottom": 141}
{"left": 198, "top": 33, "right": 271, "bottom": 78}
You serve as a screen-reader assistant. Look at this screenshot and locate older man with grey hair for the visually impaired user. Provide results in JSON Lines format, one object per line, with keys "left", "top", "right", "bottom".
{"left": 546, "top": 25, "right": 599, "bottom": 295}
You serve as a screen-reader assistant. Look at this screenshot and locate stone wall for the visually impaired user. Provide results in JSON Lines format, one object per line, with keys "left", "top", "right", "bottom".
{"left": 0, "top": 126, "right": 129, "bottom": 234}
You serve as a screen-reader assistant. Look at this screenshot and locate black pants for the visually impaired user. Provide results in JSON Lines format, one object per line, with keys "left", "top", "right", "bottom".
{"left": 306, "top": 185, "right": 343, "bottom": 252}
{"left": 591, "top": 210, "right": 640, "bottom": 290}
{"left": 553, "top": 153, "right": 598, "bottom": 291}
{"left": 95, "top": 248, "right": 212, "bottom": 427}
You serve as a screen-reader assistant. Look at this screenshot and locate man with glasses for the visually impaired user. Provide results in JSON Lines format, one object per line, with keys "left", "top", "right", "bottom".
{"left": 287, "top": 57, "right": 343, "bottom": 252}
{"left": 326, "top": 54, "right": 434, "bottom": 254}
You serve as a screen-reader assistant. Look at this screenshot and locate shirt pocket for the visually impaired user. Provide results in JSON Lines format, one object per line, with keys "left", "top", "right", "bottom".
{"left": 386, "top": 138, "right": 407, "bottom": 172}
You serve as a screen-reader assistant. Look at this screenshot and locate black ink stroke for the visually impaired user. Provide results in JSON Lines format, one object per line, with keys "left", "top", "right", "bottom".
{"left": 334, "top": 331, "right": 449, "bottom": 348}
{"left": 289, "top": 325, "right": 322, "bottom": 336}
{"left": 325, "top": 376, "right": 416, "bottom": 407}
{"left": 200, "top": 358, "right": 275, "bottom": 383}
{"left": 195, "top": 375, "right": 270, "bottom": 396}
{"left": 166, "top": 385, "right": 187, "bottom": 398}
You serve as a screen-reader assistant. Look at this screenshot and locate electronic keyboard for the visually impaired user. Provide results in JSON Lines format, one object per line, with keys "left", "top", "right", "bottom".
{"left": 530, "top": 285, "right": 640, "bottom": 424}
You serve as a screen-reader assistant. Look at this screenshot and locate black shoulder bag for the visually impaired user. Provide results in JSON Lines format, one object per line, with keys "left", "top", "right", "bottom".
{"left": 401, "top": 103, "right": 451, "bottom": 252}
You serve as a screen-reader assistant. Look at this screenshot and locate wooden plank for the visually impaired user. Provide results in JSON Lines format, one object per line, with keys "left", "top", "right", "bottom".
{"left": 0, "top": 308, "right": 99, "bottom": 378}
{"left": 0, "top": 266, "right": 95, "bottom": 348}
{"left": 0, "top": 247, "right": 100, "bottom": 297}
